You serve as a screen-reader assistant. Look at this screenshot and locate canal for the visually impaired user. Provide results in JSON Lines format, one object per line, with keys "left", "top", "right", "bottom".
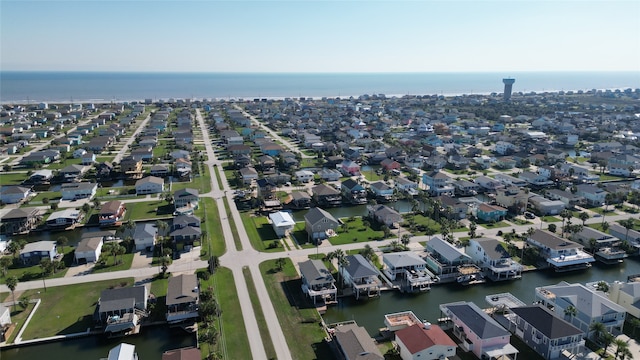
{"left": 1, "top": 326, "right": 196, "bottom": 359}
{"left": 323, "top": 259, "right": 640, "bottom": 336}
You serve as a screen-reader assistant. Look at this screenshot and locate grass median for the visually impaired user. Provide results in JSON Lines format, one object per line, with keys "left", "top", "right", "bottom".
{"left": 242, "top": 267, "right": 276, "bottom": 359}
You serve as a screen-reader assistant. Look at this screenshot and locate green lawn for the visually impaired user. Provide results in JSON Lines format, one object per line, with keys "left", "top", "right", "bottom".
{"left": 213, "top": 165, "right": 223, "bottom": 189}
{"left": 0, "top": 172, "right": 27, "bottom": 185}
{"left": 125, "top": 200, "right": 174, "bottom": 221}
{"left": 541, "top": 215, "right": 561, "bottom": 222}
{"left": 243, "top": 267, "right": 277, "bottom": 360}
{"left": 361, "top": 167, "right": 384, "bottom": 182}
{"left": 478, "top": 221, "right": 510, "bottom": 229}
{"left": 171, "top": 166, "right": 212, "bottom": 194}
{"left": 240, "top": 212, "right": 284, "bottom": 252}
{"left": 260, "top": 259, "right": 331, "bottom": 360}
{"left": 0, "top": 247, "right": 75, "bottom": 285}
{"left": 223, "top": 197, "right": 243, "bottom": 251}
{"left": 329, "top": 217, "right": 387, "bottom": 245}
{"left": 91, "top": 253, "right": 134, "bottom": 274}
{"left": 290, "top": 222, "right": 317, "bottom": 249}
{"left": 200, "top": 267, "right": 252, "bottom": 360}
{"left": 19, "top": 278, "right": 134, "bottom": 340}
{"left": 195, "top": 197, "right": 225, "bottom": 257}
{"left": 31, "top": 191, "right": 62, "bottom": 203}
{"left": 511, "top": 218, "right": 533, "bottom": 225}
{"left": 3, "top": 302, "right": 36, "bottom": 344}
{"left": 44, "top": 158, "right": 82, "bottom": 170}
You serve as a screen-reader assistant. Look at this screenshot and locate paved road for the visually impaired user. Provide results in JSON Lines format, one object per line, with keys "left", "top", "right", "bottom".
{"left": 112, "top": 113, "right": 151, "bottom": 164}
{"left": 233, "top": 104, "right": 313, "bottom": 159}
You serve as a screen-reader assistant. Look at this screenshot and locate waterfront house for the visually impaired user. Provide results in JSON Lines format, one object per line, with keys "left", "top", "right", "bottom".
{"left": 318, "top": 169, "right": 341, "bottom": 181}
{"left": 506, "top": 305, "right": 584, "bottom": 359}
{"left": 174, "top": 188, "right": 199, "bottom": 214}
{"left": 535, "top": 281, "right": 626, "bottom": 336}
{"left": 149, "top": 164, "right": 170, "bottom": 177}
{"left": 288, "top": 191, "right": 312, "bottom": 209}
{"left": 304, "top": 207, "right": 340, "bottom": 244}
{"left": 332, "top": 322, "right": 384, "bottom": 360}
{"left": 473, "top": 175, "right": 505, "bottom": 193}
{"left": 1, "top": 208, "right": 41, "bottom": 235}
{"left": 170, "top": 215, "right": 201, "bottom": 245}
{"left": 237, "top": 167, "right": 258, "bottom": 185}
{"left": 466, "top": 238, "right": 522, "bottom": 281}
{"left": 528, "top": 195, "right": 566, "bottom": 215}
{"left": 162, "top": 347, "right": 201, "bottom": 360}
{"left": 74, "top": 236, "right": 103, "bottom": 264}
{"left": 395, "top": 176, "right": 419, "bottom": 195}
{"left": 424, "top": 236, "right": 476, "bottom": 283}
{"left": 422, "top": 170, "right": 454, "bottom": 196}
{"left": 381, "top": 158, "right": 401, "bottom": 171}
{"left": 46, "top": 208, "right": 81, "bottom": 228}
{"left": 256, "top": 178, "right": 277, "bottom": 200}
{"left": 135, "top": 176, "right": 164, "bottom": 195}
{"left": 133, "top": 223, "right": 157, "bottom": 251}
{"left": 107, "top": 343, "right": 138, "bottom": 360}
{"left": 571, "top": 226, "right": 626, "bottom": 264}
{"left": 544, "top": 189, "right": 585, "bottom": 209}
{"left": 526, "top": 229, "right": 594, "bottom": 272}
{"left": 474, "top": 203, "right": 507, "bottom": 223}
{"left": 312, "top": 184, "right": 342, "bottom": 207}
{"left": 166, "top": 274, "right": 199, "bottom": 324}
{"left": 97, "top": 286, "right": 148, "bottom": 336}
{"left": 341, "top": 178, "right": 367, "bottom": 205}
{"left": 369, "top": 181, "right": 394, "bottom": 202}
{"left": 0, "top": 305, "right": 11, "bottom": 341}
{"left": 452, "top": 179, "right": 479, "bottom": 196}
{"left": 268, "top": 211, "right": 296, "bottom": 237}
{"left": 60, "top": 182, "right": 97, "bottom": 200}
{"left": 28, "top": 169, "right": 53, "bottom": 184}
{"left": 120, "top": 156, "right": 144, "bottom": 179}
{"left": 340, "top": 160, "right": 361, "bottom": 176}
{"left": 382, "top": 251, "right": 435, "bottom": 292}
{"left": 0, "top": 185, "right": 31, "bottom": 204}
{"left": 299, "top": 259, "right": 337, "bottom": 305}
{"left": 97, "top": 162, "right": 115, "bottom": 180}
{"left": 367, "top": 204, "right": 402, "bottom": 228}
{"left": 575, "top": 184, "right": 607, "bottom": 207}
{"left": 59, "top": 164, "right": 87, "bottom": 181}
{"left": 294, "top": 170, "right": 314, "bottom": 183}
{"left": 494, "top": 187, "right": 528, "bottom": 214}
{"left": 440, "top": 301, "right": 519, "bottom": 360}
{"left": 436, "top": 195, "right": 468, "bottom": 220}
{"left": 608, "top": 222, "right": 640, "bottom": 250}
{"left": 341, "top": 254, "right": 381, "bottom": 299}
{"left": 81, "top": 152, "right": 97, "bottom": 165}
{"left": 99, "top": 200, "right": 126, "bottom": 227}
{"left": 20, "top": 240, "right": 57, "bottom": 265}
{"left": 395, "top": 323, "right": 457, "bottom": 360}
{"left": 608, "top": 281, "right": 640, "bottom": 319}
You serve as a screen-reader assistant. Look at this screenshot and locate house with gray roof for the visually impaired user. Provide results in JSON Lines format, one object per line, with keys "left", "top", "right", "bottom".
{"left": 299, "top": 259, "right": 337, "bottom": 305}
{"left": 333, "top": 322, "right": 384, "bottom": 360}
{"left": 341, "top": 254, "right": 381, "bottom": 299}
{"left": 166, "top": 274, "right": 199, "bottom": 324}
{"left": 367, "top": 204, "right": 402, "bottom": 228}
{"left": 526, "top": 229, "right": 594, "bottom": 272}
{"left": 46, "top": 208, "right": 81, "bottom": 229}
{"left": 440, "top": 301, "right": 518, "bottom": 360}
{"left": 506, "top": 305, "right": 584, "bottom": 359}
{"left": 97, "top": 286, "right": 148, "bottom": 335}
{"left": 20, "top": 240, "right": 57, "bottom": 265}
{"left": 75, "top": 236, "right": 103, "bottom": 264}
{"left": 133, "top": 223, "right": 157, "bottom": 251}
{"left": 382, "top": 251, "right": 436, "bottom": 292}
{"left": 466, "top": 238, "right": 522, "bottom": 281}
{"left": 535, "top": 281, "right": 626, "bottom": 336}
{"left": 0, "top": 185, "right": 31, "bottom": 204}
{"left": 312, "top": 184, "right": 342, "bottom": 207}
{"left": 304, "top": 207, "right": 340, "bottom": 244}
{"left": 424, "top": 236, "right": 476, "bottom": 282}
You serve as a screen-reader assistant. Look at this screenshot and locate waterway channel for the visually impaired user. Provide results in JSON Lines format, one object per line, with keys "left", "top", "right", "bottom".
{"left": 1, "top": 326, "right": 196, "bottom": 359}
{"left": 323, "top": 258, "right": 640, "bottom": 337}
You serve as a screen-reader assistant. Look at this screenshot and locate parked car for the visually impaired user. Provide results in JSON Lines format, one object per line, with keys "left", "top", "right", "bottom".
{"left": 525, "top": 212, "right": 536, "bottom": 219}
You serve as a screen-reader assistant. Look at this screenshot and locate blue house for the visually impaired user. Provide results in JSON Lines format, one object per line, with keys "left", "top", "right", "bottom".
{"left": 369, "top": 181, "right": 394, "bottom": 201}
{"left": 476, "top": 203, "right": 507, "bottom": 222}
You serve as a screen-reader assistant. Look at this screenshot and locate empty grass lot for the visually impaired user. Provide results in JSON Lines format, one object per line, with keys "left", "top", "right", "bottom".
{"left": 195, "top": 197, "right": 225, "bottom": 256}
{"left": 0, "top": 172, "right": 27, "bottom": 185}
{"left": 260, "top": 259, "right": 331, "bottom": 360}
{"left": 125, "top": 200, "right": 174, "bottom": 221}
{"left": 328, "top": 217, "right": 386, "bottom": 245}
{"left": 240, "top": 212, "right": 284, "bottom": 252}
{"left": 91, "top": 253, "right": 134, "bottom": 274}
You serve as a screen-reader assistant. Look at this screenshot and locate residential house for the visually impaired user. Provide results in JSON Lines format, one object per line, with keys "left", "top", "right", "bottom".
{"left": 368, "top": 204, "right": 402, "bottom": 228}
{"left": 341, "top": 254, "right": 381, "bottom": 299}
{"left": 474, "top": 203, "right": 507, "bottom": 222}
{"left": 133, "top": 223, "right": 157, "bottom": 251}
{"left": 495, "top": 187, "right": 529, "bottom": 214}
{"left": 369, "top": 181, "right": 394, "bottom": 202}
{"left": 318, "top": 169, "right": 341, "bottom": 181}
{"left": 256, "top": 178, "right": 277, "bottom": 200}
{"left": 340, "top": 160, "right": 361, "bottom": 176}
{"left": 528, "top": 195, "right": 566, "bottom": 215}
{"left": 452, "top": 179, "right": 479, "bottom": 196}
{"left": 295, "top": 170, "right": 314, "bottom": 183}
{"left": 519, "top": 171, "right": 553, "bottom": 187}
{"left": 382, "top": 251, "right": 436, "bottom": 292}
{"left": 175, "top": 158, "right": 192, "bottom": 178}
{"left": 99, "top": 200, "right": 126, "bottom": 227}
{"left": 170, "top": 214, "right": 201, "bottom": 245}
{"left": 174, "top": 188, "right": 199, "bottom": 213}
{"left": 60, "top": 182, "right": 97, "bottom": 200}
{"left": 424, "top": 236, "right": 475, "bottom": 283}
{"left": 97, "top": 162, "right": 115, "bottom": 180}
{"left": 545, "top": 189, "right": 585, "bottom": 209}
{"left": 20, "top": 240, "right": 57, "bottom": 265}
{"left": 149, "top": 164, "right": 170, "bottom": 177}
{"left": 395, "top": 176, "right": 419, "bottom": 196}
{"left": 333, "top": 323, "right": 384, "bottom": 360}
{"left": 535, "top": 281, "right": 626, "bottom": 336}
{"left": 607, "top": 154, "right": 640, "bottom": 177}
{"left": 609, "top": 222, "right": 640, "bottom": 249}
{"left": 422, "top": 171, "right": 454, "bottom": 196}
{"left": 493, "top": 173, "right": 527, "bottom": 188}
{"left": 0, "top": 208, "right": 41, "bottom": 234}
{"left": 288, "top": 191, "right": 312, "bottom": 209}
{"left": 608, "top": 281, "right": 640, "bottom": 319}
{"left": 0, "top": 186, "right": 31, "bottom": 204}
{"left": 106, "top": 343, "right": 138, "bottom": 360}
{"left": 170, "top": 150, "right": 191, "bottom": 161}
{"left": 269, "top": 211, "right": 296, "bottom": 237}
{"left": 166, "top": 274, "right": 199, "bottom": 324}
{"left": 380, "top": 158, "right": 401, "bottom": 171}
{"left": 81, "top": 152, "right": 97, "bottom": 165}
{"left": 304, "top": 207, "right": 340, "bottom": 244}
{"left": 395, "top": 323, "right": 457, "bottom": 360}
{"left": 59, "top": 164, "right": 87, "bottom": 181}
{"left": 46, "top": 208, "right": 81, "bottom": 228}
{"left": 341, "top": 178, "right": 367, "bottom": 205}
{"left": 239, "top": 167, "right": 259, "bottom": 185}
{"left": 473, "top": 176, "right": 505, "bottom": 193}
{"left": 506, "top": 305, "right": 585, "bottom": 360}
{"left": 74, "top": 236, "right": 103, "bottom": 264}
{"left": 436, "top": 195, "right": 468, "bottom": 220}
{"left": 466, "top": 238, "right": 522, "bottom": 281}
{"left": 527, "top": 229, "right": 595, "bottom": 272}
{"left": 97, "top": 286, "right": 148, "bottom": 335}
{"left": 135, "top": 176, "right": 164, "bottom": 195}
{"left": 440, "top": 301, "right": 519, "bottom": 360}
{"left": 120, "top": 156, "right": 143, "bottom": 179}
{"left": 312, "top": 184, "right": 342, "bottom": 207}
{"left": 575, "top": 184, "right": 607, "bottom": 207}
{"left": 28, "top": 169, "right": 53, "bottom": 184}
{"left": 161, "top": 347, "right": 201, "bottom": 360}
{"left": 257, "top": 155, "right": 275, "bottom": 173}
{"left": 299, "top": 259, "right": 337, "bottom": 305}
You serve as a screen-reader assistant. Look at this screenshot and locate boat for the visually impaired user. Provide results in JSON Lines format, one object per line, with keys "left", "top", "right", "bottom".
{"left": 594, "top": 247, "right": 627, "bottom": 264}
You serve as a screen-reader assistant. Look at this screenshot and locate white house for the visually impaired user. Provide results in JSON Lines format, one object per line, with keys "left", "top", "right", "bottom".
{"left": 60, "top": 182, "right": 97, "bottom": 200}
{"left": 133, "top": 223, "right": 157, "bottom": 251}
{"left": 295, "top": 170, "right": 314, "bottom": 183}
{"left": 268, "top": 211, "right": 296, "bottom": 237}
{"left": 135, "top": 176, "right": 165, "bottom": 195}
{"left": 0, "top": 186, "right": 31, "bottom": 204}
{"left": 74, "top": 236, "right": 103, "bottom": 264}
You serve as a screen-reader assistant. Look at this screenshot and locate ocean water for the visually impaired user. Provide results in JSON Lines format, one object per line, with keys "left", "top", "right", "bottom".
{"left": 1, "top": 71, "right": 638, "bottom": 103}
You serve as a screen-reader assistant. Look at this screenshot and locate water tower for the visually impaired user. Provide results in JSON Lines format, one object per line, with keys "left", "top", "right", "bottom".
{"left": 502, "top": 78, "right": 515, "bottom": 101}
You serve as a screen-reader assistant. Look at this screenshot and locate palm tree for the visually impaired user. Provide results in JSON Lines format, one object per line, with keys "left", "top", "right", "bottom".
{"left": 613, "top": 338, "right": 629, "bottom": 360}
{"left": 424, "top": 227, "right": 436, "bottom": 241}
{"left": 579, "top": 212, "right": 590, "bottom": 225}
{"left": 563, "top": 305, "right": 577, "bottom": 322}
{"left": 401, "top": 234, "right": 411, "bottom": 246}
{"left": 620, "top": 218, "right": 635, "bottom": 242}
{"left": 56, "top": 235, "right": 68, "bottom": 255}
{"left": 124, "top": 220, "right": 137, "bottom": 237}
{"left": 602, "top": 221, "right": 610, "bottom": 232}
{"left": 156, "top": 220, "right": 170, "bottom": 256}
{"left": 6, "top": 276, "right": 18, "bottom": 311}
{"left": 629, "top": 318, "right": 640, "bottom": 337}
{"left": 560, "top": 209, "right": 572, "bottom": 237}
{"left": 619, "top": 347, "right": 633, "bottom": 360}
{"left": 0, "top": 257, "right": 12, "bottom": 277}
{"left": 589, "top": 321, "right": 606, "bottom": 343}
{"left": 275, "top": 257, "right": 286, "bottom": 271}
{"left": 327, "top": 249, "right": 349, "bottom": 289}
{"left": 468, "top": 221, "right": 478, "bottom": 239}
{"left": 360, "top": 245, "right": 376, "bottom": 262}
{"left": 603, "top": 332, "right": 615, "bottom": 358}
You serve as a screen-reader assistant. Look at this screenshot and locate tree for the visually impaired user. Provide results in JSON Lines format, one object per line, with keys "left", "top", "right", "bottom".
{"left": 0, "top": 257, "right": 12, "bottom": 277}
{"left": 548, "top": 223, "right": 557, "bottom": 233}
{"left": 6, "top": 276, "right": 18, "bottom": 311}
{"left": 596, "top": 281, "right": 609, "bottom": 293}
{"left": 559, "top": 209, "right": 572, "bottom": 237}
{"left": 401, "top": 234, "right": 411, "bottom": 246}
{"left": 275, "top": 257, "right": 286, "bottom": 271}
{"left": 208, "top": 255, "right": 220, "bottom": 273}
{"left": 327, "top": 249, "right": 349, "bottom": 289}
{"left": 602, "top": 332, "right": 615, "bottom": 357}
{"left": 198, "top": 326, "right": 219, "bottom": 359}
{"left": 468, "top": 221, "right": 478, "bottom": 239}
{"left": 629, "top": 317, "right": 640, "bottom": 337}
{"left": 620, "top": 218, "right": 635, "bottom": 242}
{"left": 360, "top": 245, "right": 376, "bottom": 262}
{"left": 578, "top": 212, "right": 590, "bottom": 225}
{"left": 381, "top": 225, "right": 391, "bottom": 238}
{"left": 81, "top": 203, "right": 91, "bottom": 213}
{"left": 56, "top": 235, "right": 68, "bottom": 255}
{"left": 124, "top": 220, "right": 137, "bottom": 237}
{"left": 589, "top": 321, "right": 606, "bottom": 343}
{"left": 7, "top": 240, "right": 25, "bottom": 258}
{"left": 18, "top": 295, "right": 30, "bottom": 310}
{"left": 93, "top": 197, "right": 101, "bottom": 209}
{"left": 613, "top": 338, "right": 629, "bottom": 360}
{"left": 602, "top": 221, "right": 610, "bottom": 232}
{"left": 563, "top": 305, "right": 577, "bottom": 322}
{"left": 619, "top": 347, "right": 633, "bottom": 360}
{"left": 424, "top": 227, "right": 436, "bottom": 241}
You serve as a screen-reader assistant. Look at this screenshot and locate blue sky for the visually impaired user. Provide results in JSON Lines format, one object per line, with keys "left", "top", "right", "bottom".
{"left": 1, "top": 0, "right": 639, "bottom": 72}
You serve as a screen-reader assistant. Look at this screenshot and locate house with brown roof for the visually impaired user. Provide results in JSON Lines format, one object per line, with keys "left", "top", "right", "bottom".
{"left": 332, "top": 323, "right": 383, "bottom": 360}
{"left": 99, "top": 200, "right": 126, "bottom": 227}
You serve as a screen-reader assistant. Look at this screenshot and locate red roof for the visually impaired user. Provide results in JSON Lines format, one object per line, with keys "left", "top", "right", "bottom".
{"left": 395, "top": 324, "right": 456, "bottom": 354}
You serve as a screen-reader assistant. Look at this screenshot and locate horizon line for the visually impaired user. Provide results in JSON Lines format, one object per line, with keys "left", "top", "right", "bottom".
{"left": 2, "top": 70, "right": 639, "bottom": 74}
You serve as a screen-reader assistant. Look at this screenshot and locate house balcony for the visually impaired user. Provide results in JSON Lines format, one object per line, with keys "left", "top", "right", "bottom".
{"left": 167, "top": 304, "right": 199, "bottom": 323}
{"left": 303, "top": 283, "right": 337, "bottom": 299}
{"left": 550, "top": 339, "right": 585, "bottom": 353}
{"left": 486, "top": 260, "right": 522, "bottom": 281}
{"left": 404, "top": 269, "right": 437, "bottom": 289}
